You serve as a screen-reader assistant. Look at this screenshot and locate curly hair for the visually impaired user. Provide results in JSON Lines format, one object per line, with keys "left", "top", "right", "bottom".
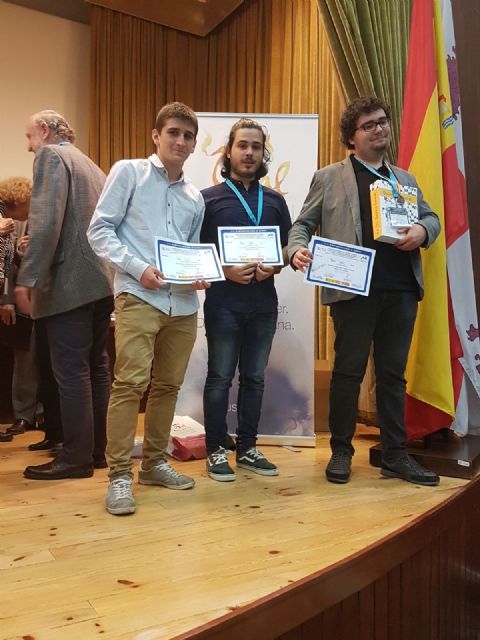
{"left": 221, "top": 118, "right": 270, "bottom": 180}
{"left": 0, "top": 176, "right": 32, "bottom": 206}
{"left": 33, "top": 110, "right": 76, "bottom": 143}
{"left": 340, "top": 96, "right": 391, "bottom": 149}
{"left": 154, "top": 102, "right": 199, "bottom": 137}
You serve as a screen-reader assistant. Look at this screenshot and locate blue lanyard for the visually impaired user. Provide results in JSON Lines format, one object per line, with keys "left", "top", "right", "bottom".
{"left": 354, "top": 156, "right": 403, "bottom": 202}
{"left": 226, "top": 179, "right": 263, "bottom": 226}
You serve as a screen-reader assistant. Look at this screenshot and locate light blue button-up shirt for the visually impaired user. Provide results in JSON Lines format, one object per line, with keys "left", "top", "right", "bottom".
{"left": 87, "top": 154, "right": 205, "bottom": 316}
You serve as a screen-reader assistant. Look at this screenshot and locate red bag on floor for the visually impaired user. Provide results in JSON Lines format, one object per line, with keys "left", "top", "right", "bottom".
{"left": 167, "top": 416, "right": 207, "bottom": 461}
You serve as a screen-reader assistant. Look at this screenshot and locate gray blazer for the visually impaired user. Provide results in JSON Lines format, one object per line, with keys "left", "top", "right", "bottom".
{"left": 287, "top": 158, "right": 440, "bottom": 304}
{"left": 17, "top": 144, "right": 113, "bottom": 319}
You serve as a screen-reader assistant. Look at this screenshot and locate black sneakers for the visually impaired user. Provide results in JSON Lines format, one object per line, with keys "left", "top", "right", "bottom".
{"left": 236, "top": 447, "right": 278, "bottom": 476}
{"left": 381, "top": 455, "right": 439, "bottom": 486}
{"left": 207, "top": 447, "right": 236, "bottom": 482}
{"left": 325, "top": 451, "right": 352, "bottom": 484}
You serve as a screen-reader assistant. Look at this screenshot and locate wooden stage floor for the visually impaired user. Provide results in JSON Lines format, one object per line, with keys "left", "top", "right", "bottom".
{"left": 0, "top": 428, "right": 471, "bottom": 640}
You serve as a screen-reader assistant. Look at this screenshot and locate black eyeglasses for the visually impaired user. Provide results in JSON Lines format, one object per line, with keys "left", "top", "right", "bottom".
{"left": 355, "top": 117, "right": 390, "bottom": 133}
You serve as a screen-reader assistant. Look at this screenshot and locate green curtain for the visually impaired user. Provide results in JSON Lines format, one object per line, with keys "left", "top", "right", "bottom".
{"left": 317, "top": 0, "right": 412, "bottom": 161}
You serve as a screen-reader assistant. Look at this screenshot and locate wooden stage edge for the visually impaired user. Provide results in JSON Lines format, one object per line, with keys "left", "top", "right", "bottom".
{"left": 1, "top": 431, "right": 479, "bottom": 640}
{"left": 177, "top": 477, "right": 480, "bottom": 640}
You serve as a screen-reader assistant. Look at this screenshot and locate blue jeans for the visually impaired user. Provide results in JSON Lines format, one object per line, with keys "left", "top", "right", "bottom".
{"left": 203, "top": 301, "right": 277, "bottom": 454}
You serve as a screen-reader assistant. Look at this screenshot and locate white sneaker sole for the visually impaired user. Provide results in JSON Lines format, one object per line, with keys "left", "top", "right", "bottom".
{"left": 236, "top": 462, "right": 279, "bottom": 476}
{"left": 138, "top": 477, "right": 195, "bottom": 490}
{"left": 106, "top": 503, "right": 136, "bottom": 515}
{"left": 208, "top": 470, "right": 236, "bottom": 482}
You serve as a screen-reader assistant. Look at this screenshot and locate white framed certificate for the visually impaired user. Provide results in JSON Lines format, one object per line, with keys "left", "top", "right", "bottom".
{"left": 304, "top": 237, "right": 375, "bottom": 296}
{"left": 155, "top": 237, "right": 225, "bottom": 284}
{"left": 217, "top": 226, "right": 283, "bottom": 266}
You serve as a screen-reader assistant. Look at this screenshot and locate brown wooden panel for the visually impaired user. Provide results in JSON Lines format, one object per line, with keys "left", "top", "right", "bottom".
{"left": 429, "top": 538, "right": 440, "bottom": 640}
{"left": 340, "top": 592, "right": 359, "bottom": 639}
{"left": 277, "top": 629, "right": 302, "bottom": 640}
{"left": 358, "top": 583, "right": 375, "bottom": 640}
{"left": 465, "top": 501, "right": 480, "bottom": 639}
{"left": 300, "top": 616, "right": 323, "bottom": 640}
{"left": 438, "top": 530, "right": 449, "bottom": 640}
{"left": 321, "top": 602, "right": 341, "bottom": 639}
{"left": 87, "top": 0, "right": 244, "bottom": 36}
{"left": 374, "top": 574, "right": 389, "bottom": 640}
{"left": 386, "top": 565, "right": 401, "bottom": 640}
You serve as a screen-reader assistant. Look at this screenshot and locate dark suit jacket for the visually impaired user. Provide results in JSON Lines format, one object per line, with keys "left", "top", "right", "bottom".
{"left": 17, "top": 143, "right": 113, "bottom": 319}
{"left": 287, "top": 158, "right": 441, "bottom": 304}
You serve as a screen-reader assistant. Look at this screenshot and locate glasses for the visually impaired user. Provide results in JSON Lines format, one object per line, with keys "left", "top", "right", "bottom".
{"left": 355, "top": 117, "right": 390, "bottom": 133}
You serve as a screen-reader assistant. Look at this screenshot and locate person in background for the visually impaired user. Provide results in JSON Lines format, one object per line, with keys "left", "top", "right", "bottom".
{"left": 0, "top": 177, "right": 41, "bottom": 440}
{"left": 15, "top": 110, "right": 113, "bottom": 479}
{"left": 0, "top": 176, "right": 63, "bottom": 450}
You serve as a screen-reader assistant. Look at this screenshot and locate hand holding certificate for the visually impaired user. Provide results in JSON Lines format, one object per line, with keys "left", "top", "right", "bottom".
{"left": 303, "top": 236, "right": 375, "bottom": 296}
{"left": 218, "top": 226, "right": 283, "bottom": 266}
{"left": 155, "top": 237, "right": 225, "bottom": 284}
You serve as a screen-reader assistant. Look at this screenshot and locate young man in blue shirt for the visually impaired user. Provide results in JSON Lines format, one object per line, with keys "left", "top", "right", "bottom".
{"left": 200, "top": 119, "right": 292, "bottom": 481}
{"left": 88, "top": 102, "right": 209, "bottom": 514}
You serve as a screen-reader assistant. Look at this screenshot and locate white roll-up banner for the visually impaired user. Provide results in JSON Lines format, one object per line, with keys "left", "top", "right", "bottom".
{"left": 175, "top": 113, "right": 318, "bottom": 445}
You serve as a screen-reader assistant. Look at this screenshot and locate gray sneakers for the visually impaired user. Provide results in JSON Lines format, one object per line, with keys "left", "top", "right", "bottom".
{"left": 138, "top": 460, "right": 195, "bottom": 490}
{"left": 106, "top": 475, "right": 136, "bottom": 515}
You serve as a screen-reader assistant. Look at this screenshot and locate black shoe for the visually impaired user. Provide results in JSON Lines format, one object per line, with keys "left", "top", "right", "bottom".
{"left": 7, "top": 418, "right": 35, "bottom": 435}
{"left": 93, "top": 457, "right": 108, "bottom": 469}
{"left": 24, "top": 458, "right": 94, "bottom": 480}
{"left": 28, "top": 438, "right": 62, "bottom": 452}
{"left": 326, "top": 451, "right": 352, "bottom": 484}
{"left": 381, "top": 455, "right": 440, "bottom": 486}
{"left": 206, "top": 447, "right": 236, "bottom": 482}
{"left": 49, "top": 443, "right": 63, "bottom": 456}
{"left": 0, "top": 431, "right": 13, "bottom": 442}
{"left": 236, "top": 447, "right": 278, "bottom": 476}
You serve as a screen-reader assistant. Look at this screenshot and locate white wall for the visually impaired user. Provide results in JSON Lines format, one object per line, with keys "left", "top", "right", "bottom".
{"left": 0, "top": 1, "right": 90, "bottom": 178}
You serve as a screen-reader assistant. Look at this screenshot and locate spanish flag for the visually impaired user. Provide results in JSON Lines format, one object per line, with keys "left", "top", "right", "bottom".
{"left": 397, "top": 0, "right": 478, "bottom": 439}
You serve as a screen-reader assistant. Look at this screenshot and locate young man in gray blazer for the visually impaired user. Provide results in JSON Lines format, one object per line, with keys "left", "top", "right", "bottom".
{"left": 288, "top": 97, "right": 440, "bottom": 487}
{"left": 15, "top": 110, "right": 113, "bottom": 480}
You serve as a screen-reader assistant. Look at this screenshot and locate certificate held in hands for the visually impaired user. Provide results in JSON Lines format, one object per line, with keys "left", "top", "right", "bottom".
{"left": 155, "top": 237, "right": 225, "bottom": 284}
{"left": 217, "top": 226, "right": 283, "bottom": 266}
{"left": 304, "top": 236, "right": 375, "bottom": 296}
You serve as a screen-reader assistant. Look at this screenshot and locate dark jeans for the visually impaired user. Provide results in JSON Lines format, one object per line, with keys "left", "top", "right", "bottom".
{"left": 203, "top": 301, "right": 277, "bottom": 454}
{"left": 45, "top": 296, "right": 113, "bottom": 466}
{"left": 329, "top": 290, "right": 418, "bottom": 460}
{"left": 35, "top": 319, "right": 63, "bottom": 443}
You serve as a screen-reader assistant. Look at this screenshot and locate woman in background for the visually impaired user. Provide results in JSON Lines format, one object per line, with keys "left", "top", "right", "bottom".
{"left": 0, "top": 177, "right": 62, "bottom": 448}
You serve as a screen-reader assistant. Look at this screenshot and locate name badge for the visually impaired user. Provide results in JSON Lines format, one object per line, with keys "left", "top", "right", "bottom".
{"left": 388, "top": 206, "right": 409, "bottom": 228}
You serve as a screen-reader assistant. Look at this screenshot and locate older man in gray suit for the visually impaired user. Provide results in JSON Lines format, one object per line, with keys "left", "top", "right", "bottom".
{"left": 288, "top": 96, "right": 440, "bottom": 487}
{"left": 15, "top": 110, "right": 113, "bottom": 480}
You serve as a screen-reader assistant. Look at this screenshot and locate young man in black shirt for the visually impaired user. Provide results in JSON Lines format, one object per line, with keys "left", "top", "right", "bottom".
{"left": 201, "top": 119, "right": 291, "bottom": 481}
